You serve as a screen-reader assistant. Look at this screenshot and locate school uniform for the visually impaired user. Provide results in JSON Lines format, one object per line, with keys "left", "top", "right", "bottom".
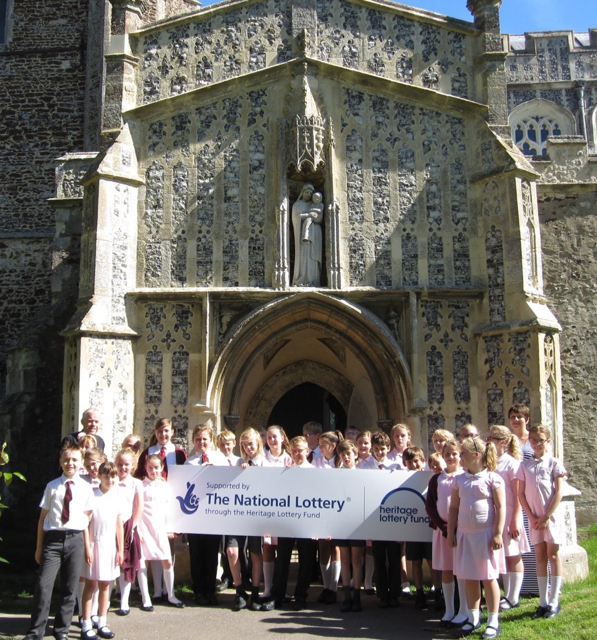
{"left": 134, "top": 442, "right": 187, "bottom": 480}
{"left": 496, "top": 453, "right": 531, "bottom": 556}
{"left": 185, "top": 450, "right": 227, "bottom": 601}
{"left": 270, "top": 461, "right": 317, "bottom": 606}
{"left": 520, "top": 454, "right": 567, "bottom": 545}
{"left": 363, "top": 458, "right": 402, "bottom": 604}
{"left": 453, "top": 470, "right": 506, "bottom": 581}
{"left": 25, "top": 474, "right": 94, "bottom": 640}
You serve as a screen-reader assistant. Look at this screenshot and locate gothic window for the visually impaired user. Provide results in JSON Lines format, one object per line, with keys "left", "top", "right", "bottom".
{"left": 509, "top": 99, "right": 575, "bottom": 157}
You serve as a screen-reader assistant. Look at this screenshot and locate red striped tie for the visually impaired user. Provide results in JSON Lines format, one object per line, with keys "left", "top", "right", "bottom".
{"left": 61, "top": 480, "right": 72, "bottom": 525}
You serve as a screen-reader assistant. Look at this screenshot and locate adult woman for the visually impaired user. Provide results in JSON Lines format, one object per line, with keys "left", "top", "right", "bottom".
{"left": 292, "top": 183, "right": 323, "bottom": 286}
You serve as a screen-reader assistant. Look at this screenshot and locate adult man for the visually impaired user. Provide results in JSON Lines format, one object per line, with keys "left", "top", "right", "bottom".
{"left": 61, "top": 408, "right": 105, "bottom": 451}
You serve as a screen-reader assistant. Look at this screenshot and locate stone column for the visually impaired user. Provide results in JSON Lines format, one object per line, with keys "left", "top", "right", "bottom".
{"left": 466, "top": 0, "right": 509, "bottom": 138}
{"left": 103, "top": 0, "right": 142, "bottom": 146}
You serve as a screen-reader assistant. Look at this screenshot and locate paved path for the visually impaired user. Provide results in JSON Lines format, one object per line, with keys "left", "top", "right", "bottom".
{"left": 1, "top": 589, "right": 455, "bottom": 640}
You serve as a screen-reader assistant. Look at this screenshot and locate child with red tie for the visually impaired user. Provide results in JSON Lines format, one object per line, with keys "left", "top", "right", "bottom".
{"left": 185, "top": 423, "right": 226, "bottom": 605}
{"left": 24, "top": 442, "right": 94, "bottom": 640}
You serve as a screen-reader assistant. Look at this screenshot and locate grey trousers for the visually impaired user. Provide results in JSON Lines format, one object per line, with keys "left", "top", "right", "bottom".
{"left": 26, "top": 530, "right": 85, "bottom": 639}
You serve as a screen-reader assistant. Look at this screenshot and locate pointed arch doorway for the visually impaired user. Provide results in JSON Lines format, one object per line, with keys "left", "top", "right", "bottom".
{"left": 268, "top": 382, "right": 347, "bottom": 438}
{"left": 208, "top": 292, "right": 413, "bottom": 437}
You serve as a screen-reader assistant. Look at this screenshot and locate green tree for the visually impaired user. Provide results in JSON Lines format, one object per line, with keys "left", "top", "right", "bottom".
{"left": 0, "top": 442, "right": 26, "bottom": 563}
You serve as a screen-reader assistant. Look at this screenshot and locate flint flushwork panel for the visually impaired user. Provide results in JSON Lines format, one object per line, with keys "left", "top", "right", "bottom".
{"left": 421, "top": 299, "right": 472, "bottom": 445}
{"left": 139, "top": 0, "right": 291, "bottom": 104}
{"left": 138, "top": 301, "right": 201, "bottom": 446}
{"left": 316, "top": 0, "right": 471, "bottom": 99}
{"left": 141, "top": 89, "right": 268, "bottom": 287}
{"left": 341, "top": 87, "right": 470, "bottom": 288}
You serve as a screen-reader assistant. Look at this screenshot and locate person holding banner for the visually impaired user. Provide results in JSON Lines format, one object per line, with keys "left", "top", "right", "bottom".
{"left": 314, "top": 430, "right": 343, "bottom": 605}
{"left": 269, "top": 436, "right": 317, "bottom": 611}
{"left": 335, "top": 440, "right": 365, "bottom": 612}
{"left": 366, "top": 431, "right": 402, "bottom": 609}
{"left": 186, "top": 423, "right": 227, "bottom": 607}
{"left": 262, "top": 426, "right": 292, "bottom": 602}
{"left": 226, "top": 428, "right": 269, "bottom": 611}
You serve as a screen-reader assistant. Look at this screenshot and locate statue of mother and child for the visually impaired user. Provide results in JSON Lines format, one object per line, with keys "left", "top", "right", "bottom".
{"left": 292, "top": 183, "right": 324, "bottom": 286}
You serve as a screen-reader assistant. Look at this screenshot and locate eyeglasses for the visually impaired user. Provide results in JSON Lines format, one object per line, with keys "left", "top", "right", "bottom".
{"left": 486, "top": 436, "right": 504, "bottom": 442}
{"left": 529, "top": 438, "right": 547, "bottom": 445}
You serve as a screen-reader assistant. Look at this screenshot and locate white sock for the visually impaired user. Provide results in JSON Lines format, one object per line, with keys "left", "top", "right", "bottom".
{"left": 442, "top": 581, "right": 455, "bottom": 620}
{"left": 501, "top": 573, "right": 510, "bottom": 600}
{"left": 549, "top": 576, "right": 562, "bottom": 607}
{"left": 486, "top": 611, "right": 499, "bottom": 633}
{"left": 82, "top": 620, "right": 92, "bottom": 632}
{"left": 453, "top": 577, "right": 469, "bottom": 623}
{"left": 509, "top": 571, "right": 524, "bottom": 605}
{"left": 320, "top": 562, "right": 331, "bottom": 589}
{"left": 262, "top": 561, "right": 274, "bottom": 597}
{"left": 151, "top": 561, "right": 163, "bottom": 597}
{"left": 469, "top": 608, "right": 480, "bottom": 626}
{"left": 538, "top": 576, "right": 549, "bottom": 607}
{"left": 364, "top": 554, "right": 374, "bottom": 589}
{"left": 98, "top": 617, "right": 107, "bottom": 630}
{"left": 119, "top": 576, "right": 132, "bottom": 610}
{"left": 164, "top": 566, "right": 181, "bottom": 604}
{"left": 137, "top": 567, "right": 152, "bottom": 607}
{"left": 330, "top": 561, "right": 341, "bottom": 592}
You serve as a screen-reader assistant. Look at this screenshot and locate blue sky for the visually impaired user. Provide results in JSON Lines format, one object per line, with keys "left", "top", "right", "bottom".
{"left": 198, "top": 0, "right": 595, "bottom": 34}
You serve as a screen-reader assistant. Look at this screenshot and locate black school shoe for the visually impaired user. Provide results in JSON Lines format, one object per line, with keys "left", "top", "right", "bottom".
{"left": 532, "top": 605, "right": 548, "bottom": 619}
{"left": 544, "top": 603, "right": 561, "bottom": 618}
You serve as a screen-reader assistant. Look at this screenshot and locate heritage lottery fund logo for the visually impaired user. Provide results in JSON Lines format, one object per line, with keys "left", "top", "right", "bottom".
{"left": 378, "top": 486, "right": 428, "bottom": 526}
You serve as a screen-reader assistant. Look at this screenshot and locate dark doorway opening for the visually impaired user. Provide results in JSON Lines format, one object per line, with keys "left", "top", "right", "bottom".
{"left": 267, "top": 382, "right": 347, "bottom": 439}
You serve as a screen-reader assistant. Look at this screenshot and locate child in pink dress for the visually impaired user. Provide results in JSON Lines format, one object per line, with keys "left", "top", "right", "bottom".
{"left": 81, "top": 462, "right": 124, "bottom": 640}
{"left": 448, "top": 437, "right": 505, "bottom": 638}
{"left": 488, "top": 425, "right": 531, "bottom": 610}
{"left": 425, "top": 439, "right": 467, "bottom": 627}
{"left": 518, "top": 424, "right": 566, "bottom": 619}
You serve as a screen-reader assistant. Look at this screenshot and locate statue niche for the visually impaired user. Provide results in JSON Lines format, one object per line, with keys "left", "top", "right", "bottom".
{"left": 292, "top": 183, "right": 324, "bottom": 286}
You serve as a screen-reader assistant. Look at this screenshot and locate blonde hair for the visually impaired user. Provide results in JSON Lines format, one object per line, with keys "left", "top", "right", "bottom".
{"left": 239, "top": 427, "right": 264, "bottom": 461}
{"left": 432, "top": 429, "right": 452, "bottom": 441}
{"left": 217, "top": 429, "right": 236, "bottom": 444}
{"left": 489, "top": 424, "right": 522, "bottom": 460}
{"left": 461, "top": 437, "right": 498, "bottom": 471}
{"left": 115, "top": 447, "right": 139, "bottom": 473}
{"left": 390, "top": 423, "right": 412, "bottom": 440}
{"left": 289, "top": 435, "right": 308, "bottom": 449}
{"left": 356, "top": 430, "right": 372, "bottom": 443}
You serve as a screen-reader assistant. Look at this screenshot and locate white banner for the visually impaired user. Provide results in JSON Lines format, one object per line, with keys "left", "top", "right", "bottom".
{"left": 166, "top": 466, "right": 433, "bottom": 541}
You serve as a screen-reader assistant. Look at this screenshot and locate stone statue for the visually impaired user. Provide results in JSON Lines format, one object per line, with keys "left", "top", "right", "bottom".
{"left": 292, "top": 183, "right": 323, "bottom": 286}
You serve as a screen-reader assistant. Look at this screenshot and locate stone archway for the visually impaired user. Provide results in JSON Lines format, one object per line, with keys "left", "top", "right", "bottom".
{"left": 207, "top": 292, "right": 413, "bottom": 432}
{"left": 244, "top": 360, "right": 353, "bottom": 427}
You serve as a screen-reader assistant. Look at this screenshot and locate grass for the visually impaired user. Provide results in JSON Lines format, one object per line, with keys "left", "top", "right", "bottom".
{"left": 491, "top": 523, "right": 597, "bottom": 640}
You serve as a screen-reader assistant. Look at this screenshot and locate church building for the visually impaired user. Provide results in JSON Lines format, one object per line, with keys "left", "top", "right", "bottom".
{"left": 1, "top": 0, "right": 596, "bottom": 524}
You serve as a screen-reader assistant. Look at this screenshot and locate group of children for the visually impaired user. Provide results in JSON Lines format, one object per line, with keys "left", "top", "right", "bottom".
{"left": 25, "top": 404, "right": 566, "bottom": 640}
